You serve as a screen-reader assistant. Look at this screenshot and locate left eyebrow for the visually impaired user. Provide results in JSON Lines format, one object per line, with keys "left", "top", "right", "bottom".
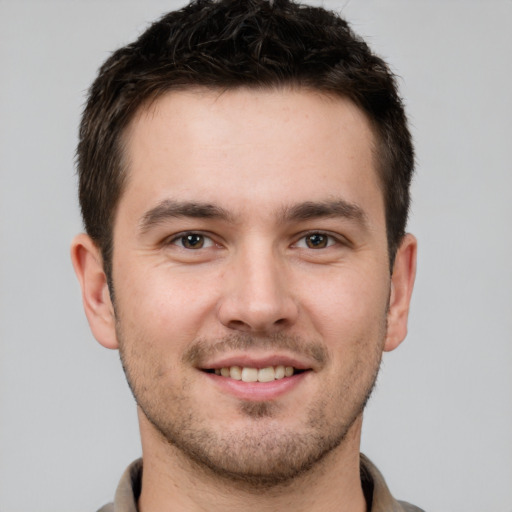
{"left": 138, "top": 199, "right": 233, "bottom": 234}
{"left": 279, "top": 200, "right": 368, "bottom": 227}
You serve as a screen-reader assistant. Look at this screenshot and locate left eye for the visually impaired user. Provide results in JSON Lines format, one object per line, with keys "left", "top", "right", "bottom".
{"left": 296, "top": 233, "right": 336, "bottom": 249}
{"left": 171, "top": 233, "right": 215, "bottom": 250}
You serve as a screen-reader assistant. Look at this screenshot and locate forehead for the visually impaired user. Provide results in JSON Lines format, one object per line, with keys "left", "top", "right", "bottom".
{"left": 119, "top": 87, "right": 383, "bottom": 224}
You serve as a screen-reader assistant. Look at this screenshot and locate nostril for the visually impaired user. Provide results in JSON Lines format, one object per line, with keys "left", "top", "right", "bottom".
{"left": 227, "top": 320, "right": 250, "bottom": 331}
{"left": 218, "top": 294, "right": 299, "bottom": 333}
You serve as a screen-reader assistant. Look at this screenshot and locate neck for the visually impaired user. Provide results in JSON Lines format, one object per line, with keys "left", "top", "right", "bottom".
{"left": 137, "top": 411, "right": 367, "bottom": 512}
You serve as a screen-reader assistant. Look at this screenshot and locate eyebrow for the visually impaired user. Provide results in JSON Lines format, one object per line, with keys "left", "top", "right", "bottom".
{"left": 139, "top": 200, "right": 233, "bottom": 233}
{"left": 138, "top": 198, "right": 368, "bottom": 234}
{"left": 279, "top": 200, "right": 368, "bottom": 226}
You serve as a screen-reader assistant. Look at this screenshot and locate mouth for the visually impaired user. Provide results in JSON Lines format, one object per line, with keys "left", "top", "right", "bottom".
{"left": 203, "top": 365, "right": 308, "bottom": 383}
{"left": 199, "top": 357, "right": 313, "bottom": 401}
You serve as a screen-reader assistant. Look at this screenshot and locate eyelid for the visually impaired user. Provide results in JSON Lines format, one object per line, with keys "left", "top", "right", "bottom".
{"left": 293, "top": 230, "right": 349, "bottom": 249}
{"left": 165, "top": 231, "right": 217, "bottom": 249}
{"left": 161, "top": 229, "right": 349, "bottom": 250}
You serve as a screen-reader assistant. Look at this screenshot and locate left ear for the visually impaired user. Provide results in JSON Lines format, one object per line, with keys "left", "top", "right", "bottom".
{"left": 384, "top": 233, "right": 417, "bottom": 352}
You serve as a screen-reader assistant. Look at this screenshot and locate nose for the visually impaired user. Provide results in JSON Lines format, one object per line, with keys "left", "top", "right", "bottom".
{"left": 217, "top": 245, "right": 299, "bottom": 334}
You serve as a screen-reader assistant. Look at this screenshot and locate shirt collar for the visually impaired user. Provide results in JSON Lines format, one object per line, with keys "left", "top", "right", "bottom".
{"left": 360, "top": 453, "right": 419, "bottom": 512}
{"left": 107, "top": 454, "right": 418, "bottom": 512}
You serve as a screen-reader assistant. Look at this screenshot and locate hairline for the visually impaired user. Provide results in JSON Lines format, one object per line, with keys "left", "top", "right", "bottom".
{"left": 103, "top": 83, "right": 393, "bottom": 287}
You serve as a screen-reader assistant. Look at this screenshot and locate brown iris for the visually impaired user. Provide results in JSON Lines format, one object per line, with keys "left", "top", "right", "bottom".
{"left": 305, "top": 234, "right": 329, "bottom": 249}
{"left": 181, "top": 234, "right": 205, "bottom": 249}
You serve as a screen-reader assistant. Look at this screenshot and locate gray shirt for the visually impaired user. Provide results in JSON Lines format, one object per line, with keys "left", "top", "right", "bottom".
{"left": 97, "top": 454, "right": 424, "bottom": 511}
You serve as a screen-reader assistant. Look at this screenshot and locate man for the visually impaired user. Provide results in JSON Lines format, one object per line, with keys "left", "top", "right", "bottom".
{"left": 71, "top": 0, "right": 420, "bottom": 510}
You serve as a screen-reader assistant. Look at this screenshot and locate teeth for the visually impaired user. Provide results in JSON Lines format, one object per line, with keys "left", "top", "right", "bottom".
{"left": 230, "top": 366, "right": 242, "bottom": 380}
{"left": 241, "top": 367, "right": 258, "bottom": 382}
{"left": 257, "top": 367, "right": 275, "bottom": 382}
{"left": 214, "top": 365, "right": 296, "bottom": 382}
{"left": 275, "top": 365, "right": 285, "bottom": 379}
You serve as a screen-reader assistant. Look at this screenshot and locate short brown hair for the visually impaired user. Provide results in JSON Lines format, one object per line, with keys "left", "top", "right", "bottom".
{"left": 77, "top": 0, "right": 414, "bottom": 283}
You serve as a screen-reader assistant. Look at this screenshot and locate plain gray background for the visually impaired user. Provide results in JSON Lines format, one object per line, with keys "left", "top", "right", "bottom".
{"left": 1, "top": 1, "right": 511, "bottom": 511}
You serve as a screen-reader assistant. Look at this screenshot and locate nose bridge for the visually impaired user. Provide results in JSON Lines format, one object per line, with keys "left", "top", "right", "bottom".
{"left": 218, "top": 238, "right": 298, "bottom": 332}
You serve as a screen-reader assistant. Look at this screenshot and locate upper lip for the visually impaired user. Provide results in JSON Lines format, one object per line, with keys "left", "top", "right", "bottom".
{"left": 198, "top": 353, "right": 315, "bottom": 371}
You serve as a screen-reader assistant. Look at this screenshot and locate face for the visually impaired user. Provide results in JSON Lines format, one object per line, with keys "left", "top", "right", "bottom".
{"left": 75, "top": 88, "right": 416, "bottom": 486}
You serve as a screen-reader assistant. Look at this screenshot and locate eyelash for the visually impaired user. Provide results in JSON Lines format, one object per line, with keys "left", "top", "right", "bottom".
{"left": 293, "top": 231, "right": 341, "bottom": 250}
{"left": 168, "top": 232, "right": 216, "bottom": 250}
{"left": 166, "top": 231, "right": 344, "bottom": 250}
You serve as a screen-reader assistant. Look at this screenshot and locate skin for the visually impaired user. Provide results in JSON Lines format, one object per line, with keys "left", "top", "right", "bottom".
{"left": 71, "top": 88, "right": 416, "bottom": 512}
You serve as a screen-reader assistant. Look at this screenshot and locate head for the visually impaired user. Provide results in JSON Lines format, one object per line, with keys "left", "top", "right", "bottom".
{"left": 77, "top": 0, "right": 414, "bottom": 287}
{"left": 72, "top": 0, "right": 417, "bottom": 489}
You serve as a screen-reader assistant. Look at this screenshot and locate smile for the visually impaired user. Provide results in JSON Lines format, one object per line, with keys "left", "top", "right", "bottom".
{"left": 207, "top": 365, "right": 303, "bottom": 382}
{"left": 200, "top": 360, "right": 311, "bottom": 400}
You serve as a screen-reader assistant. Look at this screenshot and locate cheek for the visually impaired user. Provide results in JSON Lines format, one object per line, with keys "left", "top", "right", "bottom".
{"left": 299, "top": 266, "right": 390, "bottom": 336}
{"left": 114, "top": 262, "right": 221, "bottom": 346}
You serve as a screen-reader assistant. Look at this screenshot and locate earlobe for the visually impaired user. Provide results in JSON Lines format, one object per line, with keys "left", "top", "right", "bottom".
{"left": 384, "top": 233, "right": 417, "bottom": 352}
{"left": 70, "top": 233, "right": 119, "bottom": 350}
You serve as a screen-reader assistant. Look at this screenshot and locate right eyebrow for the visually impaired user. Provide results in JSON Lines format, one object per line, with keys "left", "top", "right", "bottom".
{"left": 279, "top": 199, "right": 368, "bottom": 228}
{"left": 138, "top": 199, "right": 233, "bottom": 234}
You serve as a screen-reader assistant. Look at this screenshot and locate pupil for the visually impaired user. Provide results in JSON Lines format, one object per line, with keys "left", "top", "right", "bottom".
{"left": 307, "top": 234, "right": 327, "bottom": 248}
{"left": 184, "top": 234, "right": 203, "bottom": 248}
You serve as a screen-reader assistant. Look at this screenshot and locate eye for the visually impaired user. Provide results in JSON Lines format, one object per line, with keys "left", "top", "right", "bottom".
{"left": 296, "top": 232, "right": 337, "bottom": 249}
{"left": 171, "top": 233, "right": 215, "bottom": 250}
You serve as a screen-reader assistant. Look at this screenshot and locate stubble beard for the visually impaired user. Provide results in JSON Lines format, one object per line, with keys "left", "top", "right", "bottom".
{"left": 118, "top": 329, "right": 384, "bottom": 489}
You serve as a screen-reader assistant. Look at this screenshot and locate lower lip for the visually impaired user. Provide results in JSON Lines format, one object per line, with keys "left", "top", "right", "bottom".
{"left": 202, "top": 371, "right": 309, "bottom": 401}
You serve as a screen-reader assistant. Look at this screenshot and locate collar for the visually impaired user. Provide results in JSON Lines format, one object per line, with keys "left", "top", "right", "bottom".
{"left": 100, "top": 454, "right": 422, "bottom": 512}
{"left": 359, "top": 454, "right": 423, "bottom": 512}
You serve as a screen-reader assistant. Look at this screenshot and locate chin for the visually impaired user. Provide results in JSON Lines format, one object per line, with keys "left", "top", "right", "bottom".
{"left": 140, "top": 393, "right": 363, "bottom": 489}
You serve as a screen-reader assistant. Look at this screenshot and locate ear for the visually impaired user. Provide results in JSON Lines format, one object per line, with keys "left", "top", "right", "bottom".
{"left": 70, "top": 233, "right": 119, "bottom": 350}
{"left": 384, "top": 233, "right": 417, "bottom": 352}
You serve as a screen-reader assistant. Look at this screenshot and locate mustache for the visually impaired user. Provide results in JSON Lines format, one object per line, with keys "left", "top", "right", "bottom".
{"left": 182, "top": 333, "right": 328, "bottom": 367}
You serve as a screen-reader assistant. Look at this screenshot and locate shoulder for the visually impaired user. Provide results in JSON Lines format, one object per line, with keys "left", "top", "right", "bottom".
{"left": 96, "top": 504, "right": 114, "bottom": 512}
{"left": 360, "top": 454, "right": 425, "bottom": 512}
{"left": 398, "top": 500, "right": 425, "bottom": 512}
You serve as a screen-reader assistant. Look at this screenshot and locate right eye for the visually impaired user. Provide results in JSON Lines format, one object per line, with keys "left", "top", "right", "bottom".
{"left": 170, "top": 233, "right": 215, "bottom": 250}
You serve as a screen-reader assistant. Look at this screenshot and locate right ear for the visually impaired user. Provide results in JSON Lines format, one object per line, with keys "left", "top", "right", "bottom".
{"left": 70, "top": 233, "right": 118, "bottom": 349}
